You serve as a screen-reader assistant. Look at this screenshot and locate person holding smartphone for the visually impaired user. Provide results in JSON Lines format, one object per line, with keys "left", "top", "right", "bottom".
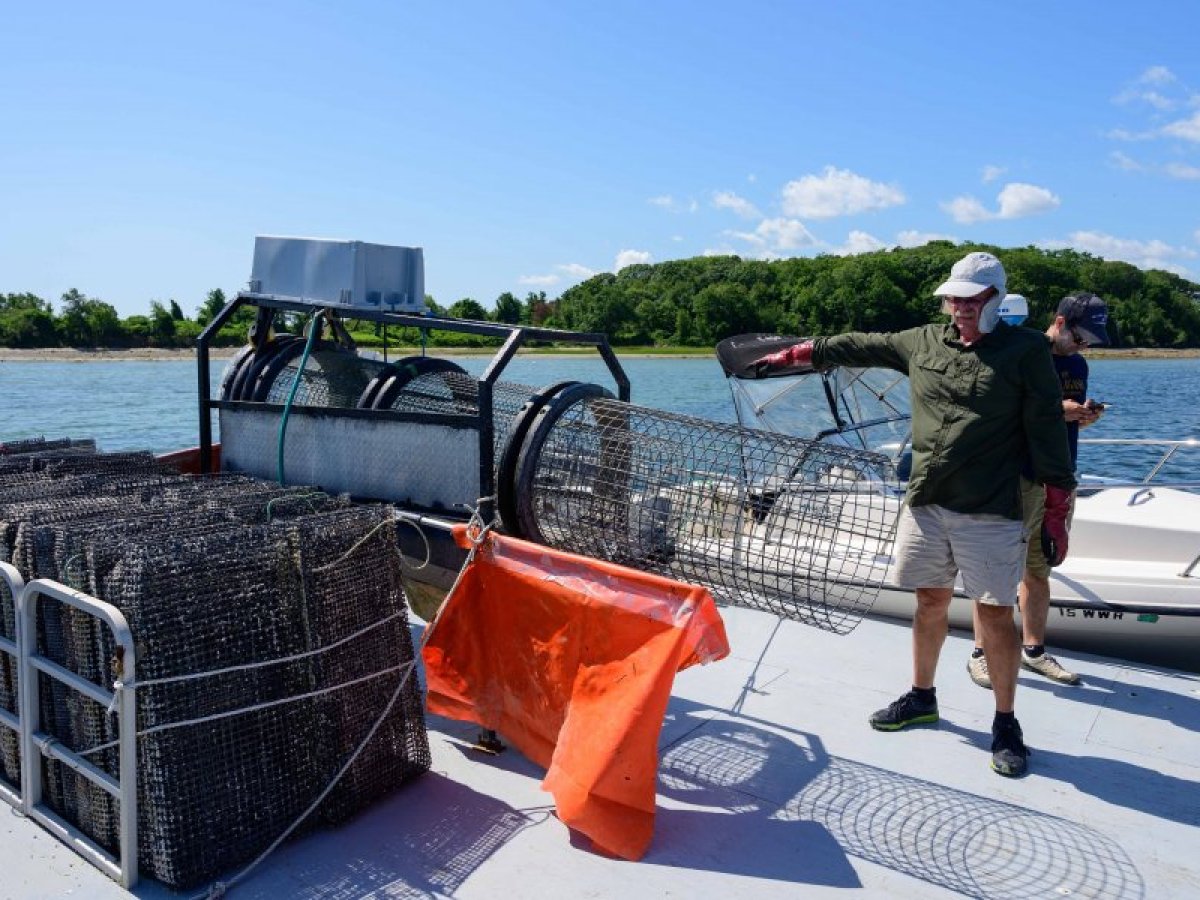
{"left": 967, "top": 292, "right": 1110, "bottom": 689}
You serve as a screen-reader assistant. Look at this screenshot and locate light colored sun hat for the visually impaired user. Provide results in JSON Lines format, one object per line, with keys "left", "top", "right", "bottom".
{"left": 936, "top": 252, "right": 1008, "bottom": 333}
{"left": 934, "top": 251, "right": 1007, "bottom": 299}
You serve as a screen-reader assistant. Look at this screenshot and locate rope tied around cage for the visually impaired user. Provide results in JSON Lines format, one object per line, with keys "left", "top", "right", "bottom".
{"left": 420, "top": 498, "right": 495, "bottom": 645}
{"left": 310, "top": 515, "right": 395, "bottom": 573}
{"left": 264, "top": 491, "right": 325, "bottom": 522}
{"left": 182, "top": 660, "right": 420, "bottom": 900}
{"left": 91, "top": 658, "right": 415, "bottom": 757}
{"left": 393, "top": 513, "right": 433, "bottom": 572}
{"left": 99, "top": 608, "right": 408, "bottom": 721}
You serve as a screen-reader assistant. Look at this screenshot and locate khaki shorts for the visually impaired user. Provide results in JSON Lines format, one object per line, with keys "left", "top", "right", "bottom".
{"left": 892, "top": 503, "right": 1025, "bottom": 606}
{"left": 1021, "top": 476, "right": 1077, "bottom": 578}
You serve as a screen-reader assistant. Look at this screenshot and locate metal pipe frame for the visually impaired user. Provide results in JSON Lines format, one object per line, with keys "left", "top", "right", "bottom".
{"left": 0, "top": 562, "right": 24, "bottom": 809}
{"left": 196, "top": 295, "right": 632, "bottom": 516}
{"left": 19, "top": 578, "right": 139, "bottom": 889}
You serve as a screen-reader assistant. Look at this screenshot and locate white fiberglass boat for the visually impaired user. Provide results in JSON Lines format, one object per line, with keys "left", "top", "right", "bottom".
{"left": 716, "top": 335, "right": 1200, "bottom": 671}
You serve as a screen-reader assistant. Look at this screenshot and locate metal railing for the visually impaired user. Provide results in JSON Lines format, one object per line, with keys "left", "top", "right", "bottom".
{"left": 0, "top": 562, "right": 24, "bottom": 809}
{"left": 19, "top": 579, "right": 139, "bottom": 889}
{"left": 1077, "top": 437, "right": 1200, "bottom": 492}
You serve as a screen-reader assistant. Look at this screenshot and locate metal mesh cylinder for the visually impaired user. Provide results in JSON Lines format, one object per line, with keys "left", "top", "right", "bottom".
{"left": 510, "top": 393, "right": 900, "bottom": 634}
{"left": 220, "top": 345, "right": 556, "bottom": 509}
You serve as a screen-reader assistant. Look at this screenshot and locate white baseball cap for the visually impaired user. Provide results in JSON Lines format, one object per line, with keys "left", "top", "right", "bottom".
{"left": 934, "top": 251, "right": 1007, "bottom": 300}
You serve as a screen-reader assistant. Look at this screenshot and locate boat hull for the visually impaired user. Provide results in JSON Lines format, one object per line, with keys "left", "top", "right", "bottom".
{"left": 671, "top": 481, "right": 1200, "bottom": 673}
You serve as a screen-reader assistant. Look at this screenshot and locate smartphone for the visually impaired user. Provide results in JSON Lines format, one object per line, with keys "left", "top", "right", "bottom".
{"left": 1087, "top": 400, "right": 1109, "bottom": 411}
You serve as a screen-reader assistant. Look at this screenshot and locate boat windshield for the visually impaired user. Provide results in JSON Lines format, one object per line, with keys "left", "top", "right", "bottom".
{"left": 729, "top": 365, "right": 912, "bottom": 462}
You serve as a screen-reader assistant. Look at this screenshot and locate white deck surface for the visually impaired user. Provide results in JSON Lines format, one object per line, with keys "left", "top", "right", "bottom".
{"left": 4, "top": 607, "right": 1199, "bottom": 899}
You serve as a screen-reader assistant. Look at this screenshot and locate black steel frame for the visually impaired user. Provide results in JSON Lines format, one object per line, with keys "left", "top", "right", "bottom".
{"left": 196, "top": 293, "right": 631, "bottom": 523}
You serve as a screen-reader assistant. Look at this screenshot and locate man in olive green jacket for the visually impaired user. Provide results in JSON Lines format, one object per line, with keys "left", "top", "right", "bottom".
{"left": 754, "top": 251, "right": 1076, "bottom": 777}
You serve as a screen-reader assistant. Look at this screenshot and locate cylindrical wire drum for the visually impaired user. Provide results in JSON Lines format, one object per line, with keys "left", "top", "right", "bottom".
{"left": 511, "top": 392, "right": 900, "bottom": 634}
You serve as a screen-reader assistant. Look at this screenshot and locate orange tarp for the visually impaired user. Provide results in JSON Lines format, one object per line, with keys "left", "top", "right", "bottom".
{"left": 423, "top": 525, "right": 729, "bottom": 860}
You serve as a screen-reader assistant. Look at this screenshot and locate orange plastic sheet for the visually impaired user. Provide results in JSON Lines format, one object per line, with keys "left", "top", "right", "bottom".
{"left": 423, "top": 525, "right": 729, "bottom": 860}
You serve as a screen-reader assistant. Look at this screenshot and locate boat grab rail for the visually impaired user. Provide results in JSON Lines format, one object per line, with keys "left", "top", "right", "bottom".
{"left": 1078, "top": 437, "right": 1199, "bottom": 479}
{"left": 0, "top": 562, "right": 25, "bottom": 809}
{"left": 19, "top": 579, "right": 138, "bottom": 889}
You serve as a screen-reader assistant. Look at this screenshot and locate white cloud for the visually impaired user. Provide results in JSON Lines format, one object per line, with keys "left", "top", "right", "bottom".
{"left": 832, "top": 230, "right": 887, "bottom": 256}
{"left": 1105, "top": 127, "right": 1158, "bottom": 141}
{"left": 981, "top": 165, "right": 1006, "bottom": 183}
{"left": 1109, "top": 151, "right": 1200, "bottom": 179}
{"left": 614, "top": 249, "right": 652, "bottom": 271}
{"left": 1165, "top": 161, "right": 1200, "bottom": 180}
{"left": 781, "top": 166, "right": 905, "bottom": 219}
{"left": 1123, "top": 90, "right": 1174, "bottom": 110}
{"left": 670, "top": 235, "right": 684, "bottom": 242}
{"left": 941, "top": 195, "right": 993, "bottom": 224}
{"left": 729, "top": 217, "right": 819, "bottom": 255}
{"left": 558, "top": 263, "right": 597, "bottom": 278}
{"left": 759, "top": 218, "right": 818, "bottom": 250}
{"left": 1163, "top": 110, "right": 1200, "bottom": 142}
{"left": 941, "top": 182, "right": 1059, "bottom": 223}
{"left": 1109, "top": 151, "right": 1144, "bottom": 171}
{"left": 1139, "top": 66, "right": 1175, "bottom": 86}
{"left": 647, "top": 195, "right": 698, "bottom": 213}
{"left": 896, "top": 229, "right": 957, "bottom": 247}
{"left": 1115, "top": 67, "right": 1179, "bottom": 109}
{"left": 996, "top": 182, "right": 1061, "bottom": 218}
{"left": 1044, "top": 230, "right": 1195, "bottom": 274}
{"left": 517, "top": 262, "right": 597, "bottom": 289}
{"left": 712, "top": 190, "right": 761, "bottom": 219}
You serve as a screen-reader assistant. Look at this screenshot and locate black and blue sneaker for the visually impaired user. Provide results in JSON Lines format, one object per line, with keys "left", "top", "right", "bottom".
{"left": 869, "top": 690, "right": 939, "bottom": 731}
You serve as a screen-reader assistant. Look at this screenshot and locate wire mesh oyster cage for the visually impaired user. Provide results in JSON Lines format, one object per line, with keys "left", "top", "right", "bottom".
{"left": 500, "top": 388, "right": 901, "bottom": 635}
{"left": 0, "top": 450, "right": 430, "bottom": 889}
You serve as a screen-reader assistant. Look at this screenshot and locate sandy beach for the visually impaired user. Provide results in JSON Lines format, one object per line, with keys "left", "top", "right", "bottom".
{"left": 1, "top": 345, "right": 1197, "bottom": 362}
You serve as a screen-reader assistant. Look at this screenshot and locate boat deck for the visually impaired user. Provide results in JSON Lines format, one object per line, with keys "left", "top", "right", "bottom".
{"left": 5, "top": 606, "right": 1199, "bottom": 899}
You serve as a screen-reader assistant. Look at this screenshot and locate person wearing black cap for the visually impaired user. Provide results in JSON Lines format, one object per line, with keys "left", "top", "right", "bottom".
{"left": 752, "top": 252, "right": 1077, "bottom": 778}
{"left": 967, "top": 292, "right": 1110, "bottom": 689}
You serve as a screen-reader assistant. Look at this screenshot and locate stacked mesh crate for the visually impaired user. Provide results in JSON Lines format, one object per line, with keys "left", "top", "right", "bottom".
{"left": 0, "top": 442, "right": 430, "bottom": 889}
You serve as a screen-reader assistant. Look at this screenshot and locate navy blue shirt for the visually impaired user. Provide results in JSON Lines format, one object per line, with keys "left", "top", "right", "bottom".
{"left": 1022, "top": 351, "right": 1088, "bottom": 476}
{"left": 1056, "top": 352, "right": 1088, "bottom": 467}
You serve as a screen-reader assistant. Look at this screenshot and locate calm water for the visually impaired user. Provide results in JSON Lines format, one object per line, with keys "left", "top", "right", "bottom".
{"left": 2, "top": 355, "right": 1198, "bottom": 481}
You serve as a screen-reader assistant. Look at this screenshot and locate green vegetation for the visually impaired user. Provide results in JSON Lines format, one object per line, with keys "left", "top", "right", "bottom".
{"left": 4, "top": 243, "right": 1199, "bottom": 350}
{"left": 550, "top": 243, "right": 1200, "bottom": 348}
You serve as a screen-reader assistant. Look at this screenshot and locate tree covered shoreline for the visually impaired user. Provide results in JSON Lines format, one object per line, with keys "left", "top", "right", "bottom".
{"left": 4, "top": 243, "right": 1199, "bottom": 350}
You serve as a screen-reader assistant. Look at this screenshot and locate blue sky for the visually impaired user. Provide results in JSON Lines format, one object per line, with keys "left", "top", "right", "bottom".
{"left": 3, "top": 1, "right": 1199, "bottom": 318}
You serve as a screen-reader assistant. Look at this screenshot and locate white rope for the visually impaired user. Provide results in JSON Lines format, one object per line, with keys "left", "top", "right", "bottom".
{"left": 82, "top": 662, "right": 413, "bottom": 757}
{"left": 310, "top": 516, "right": 395, "bottom": 573}
{"left": 139, "top": 662, "right": 413, "bottom": 737}
{"left": 393, "top": 514, "right": 432, "bottom": 572}
{"left": 117, "top": 611, "right": 406, "bottom": 691}
{"left": 419, "top": 500, "right": 494, "bottom": 648}
{"left": 185, "top": 663, "right": 419, "bottom": 900}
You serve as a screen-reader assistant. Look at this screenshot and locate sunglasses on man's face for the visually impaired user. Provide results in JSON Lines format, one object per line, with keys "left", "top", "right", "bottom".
{"left": 944, "top": 290, "right": 994, "bottom": 306}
